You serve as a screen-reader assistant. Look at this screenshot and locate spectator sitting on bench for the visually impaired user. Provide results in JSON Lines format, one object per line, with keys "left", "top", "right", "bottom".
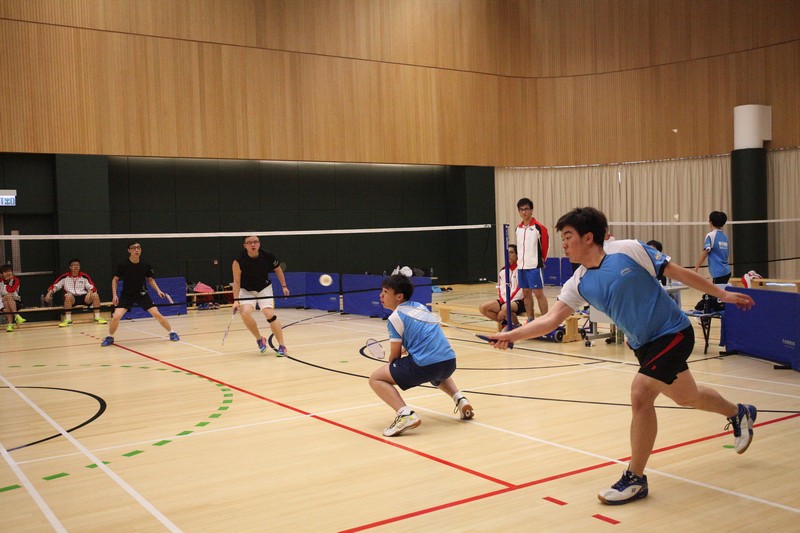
{"left": 44, "top": 258, "right": 107, "bottom": 327}
{"left": 479, "top": 245, "right": 525, "bottom": 329}
{"left": 1, "top": 265, "right": 26, "bottom": 332}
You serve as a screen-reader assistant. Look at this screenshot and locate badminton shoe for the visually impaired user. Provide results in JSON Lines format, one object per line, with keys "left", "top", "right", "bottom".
{"left": 6, "top": 324, "right": 14, "bottom": 333}
{"left": 169, "top": 332, "right": 180, "bottom": 342}
{"left": 276, "top": 345, "right": 287, "bottom": 357}
{"left": 454, "top": 397, "right": 474, "bottom": 420}
{"left": 256, "top": 337, "right": 268, "bottom": 353}
{"left": 14, "top": 315, "right": 26, "bottom": 325}
{"left": 598, "top": 470, "right": 649, "bottom": 505}
{"left": 726, "top": 403, "right": 757, "bottom": 453}
{"left": 101, "top": 336, "right": 114, "bottom": 347}
{"left": 58, "top": 320, "right": 73, "bottom": 327}
{"left": 93, "top": 317, "right": 107, "bottom": 325}
{"left": 383, "top": 411, "right": 421, "bottom": 437}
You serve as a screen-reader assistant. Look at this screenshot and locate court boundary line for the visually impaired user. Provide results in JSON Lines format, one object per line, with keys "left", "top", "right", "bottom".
{"left": 104, "top": 341, "right": 800, "bottom": 530}
{"left": 0, "top": 372, "right": 182, "bottom": 533}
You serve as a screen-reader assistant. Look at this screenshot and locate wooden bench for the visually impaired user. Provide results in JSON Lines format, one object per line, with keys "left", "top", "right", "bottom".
{"left": 730, "top": 278, "right": 799, "bottom": 292}
{"left": 431, "top": 303, "right": 501, "bottom": 333}
{"left": 432, "top": 302, "right": 583, "bottom": 342}
{"left": 561, "top": 314, "right": 584, "bottom": 343}
{"left": 5, "top": 302, "right": 113, "bottom": 324}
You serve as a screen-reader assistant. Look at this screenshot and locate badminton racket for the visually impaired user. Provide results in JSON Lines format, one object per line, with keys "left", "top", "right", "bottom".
{"left": 395, "top": 305, "right": 513, "bottom": 349}
{"left": 365, "top": 338, "right": 386, "bottom": 359}
{"left": 221, "top": 308, "right": 238, "bottom": 345}
{"left": 165, "top": 293, "right": 174, "bottom": 304}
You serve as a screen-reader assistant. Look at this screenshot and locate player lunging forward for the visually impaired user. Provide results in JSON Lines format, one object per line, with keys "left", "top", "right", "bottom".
{"left": 490, "top": 207, "right": 757, "bottom": 505}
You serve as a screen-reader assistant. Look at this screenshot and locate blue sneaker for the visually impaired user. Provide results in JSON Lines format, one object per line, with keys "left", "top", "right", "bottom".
{"left": 598, "top": 470, "right": 648, "bottom": 505}
{"left": 726, "top": 403, "right": 757, "bottom": 453}
{"left": 276, "top": 345, "right": 287, "bottom": 357}
{"left": 256, "top": 337, "right": 268, "bottom": 353}
{"left": 169, "top": 332, "right": 180, "bottom": 342}
{"left": 101, "top": 336, "right": 114, "bottom": 347}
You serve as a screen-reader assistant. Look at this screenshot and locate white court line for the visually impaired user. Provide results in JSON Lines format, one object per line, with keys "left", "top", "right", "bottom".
{"left": 0, "top": 373, "right": 183, "bottom": 533}
{"left": 0, "top": 438, "right": 66, "bottom": 532}
{"left": 597, "top": 363, "right": 800, "bottom": 400}
{"left": 410, "top": 404, "right": 800, "bottom": 515}
{"left": 11, "top": 363, "right": 799, "bottom": 515}
{"left": 124, "top": 323, "right": 223, "bottom": 355}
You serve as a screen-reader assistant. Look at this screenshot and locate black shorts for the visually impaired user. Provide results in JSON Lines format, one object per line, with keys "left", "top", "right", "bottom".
{"left": 497, "top": 299, "right": 525, "bottom": 315}
{"left": 63, "top": 292, "right": 93, "bottom": 305}
{"left": 712, "top": 273, "right": 731, "bottom": 285}
{"left": 633, "top": 325, "right": 694, "bottom": 385}
{"left": 117, "top": 292, "right": 155, "bottom": 311}
{"left": 389, "top": 356, "right": 457, "bottom": 391}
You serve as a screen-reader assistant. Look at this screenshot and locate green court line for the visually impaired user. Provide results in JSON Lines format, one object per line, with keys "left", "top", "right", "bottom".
{"left": 2, "top": 362, "right": 235, "bottom": 492}
{"left": 122, "top": 450, "right": 144, "bottom": 457}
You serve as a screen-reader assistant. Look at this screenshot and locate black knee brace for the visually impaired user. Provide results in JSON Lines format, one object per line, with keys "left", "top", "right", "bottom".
{"left": 267, "top": 315, "right": 277, "bottom": 323}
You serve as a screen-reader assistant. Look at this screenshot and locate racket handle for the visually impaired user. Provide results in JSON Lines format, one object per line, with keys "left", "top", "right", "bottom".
{"left": 477, "top": 335, "right": 514, "bottom": 349}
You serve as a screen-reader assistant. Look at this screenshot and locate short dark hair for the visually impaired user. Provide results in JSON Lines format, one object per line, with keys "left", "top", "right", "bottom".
{"left": 381, "top": 274, "right": 414, "bottom": 302}
{"left": 243, "top": 235, "right": 259, "bottom": 243}
{"left": 508, "top": 244, "right": 518, "bottom": 254}
{"left": 68, "top": 258, "right": 81, "bottom": 266}
{"left": 646, "top": 240, "right": 663, "bottom": 252}
{"left": 517, "top": 198, "right": 533, "bottom": 210}
{"left": 709, "top": 211, "right": 727, "bottom": 228}
{"left": 127, "top": 240, "right": 140, "bottom": 249}
{"left": 0, "top": 265, "right": 11, "bottom": 273}
{"left": 556, "top": 207, "right": 608, "bottom": 246}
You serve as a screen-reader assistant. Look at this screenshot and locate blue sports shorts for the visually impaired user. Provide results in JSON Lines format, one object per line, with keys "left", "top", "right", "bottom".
{"left": 389, "top": 356, "right": 456, "bottom": 391}
{"left": 518, "top": 268, "right": 544, "bottom": 290}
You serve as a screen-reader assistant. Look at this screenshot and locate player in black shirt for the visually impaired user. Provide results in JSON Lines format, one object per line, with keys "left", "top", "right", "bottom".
{"left": 101, "top": 241, "right": 180, "bottom": 346}
{"left": 232, "top": 235, "right": 290, "bottom": 355}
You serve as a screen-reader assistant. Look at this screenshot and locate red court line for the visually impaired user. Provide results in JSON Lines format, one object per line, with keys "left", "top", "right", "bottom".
{"left": 108, "top": 342, "right": 800, "bottom": 532}
{"left": 593, "top": 514, "right": 620, "bottom": 525}
{"left": 543, "top": 496, "right": 568, "bottom": 506}
{"left": 111, "top": 343, "right": 515, "bottom": 488}
{"left": 341, "top": 413, "right": 800, "bottom": 531}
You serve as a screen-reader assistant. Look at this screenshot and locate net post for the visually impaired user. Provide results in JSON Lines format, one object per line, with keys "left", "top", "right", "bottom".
{"left": 503, "top": 224, "right": 512, "bottom": 330}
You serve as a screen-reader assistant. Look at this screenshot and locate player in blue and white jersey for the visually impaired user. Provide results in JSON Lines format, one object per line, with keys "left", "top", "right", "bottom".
{"left": 693, "top": 210, "right": 732, "bottom": 284}
{"left": 369, "top": 275, "right": 473, "bottom": 437}
{"left": 489, "top": 207, "right": 757, "bottom": 506}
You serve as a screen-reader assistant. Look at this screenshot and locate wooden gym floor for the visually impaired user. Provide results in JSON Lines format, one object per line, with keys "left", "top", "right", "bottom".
{"left": 2, "top": 284, "right": 799, "bottom": 532}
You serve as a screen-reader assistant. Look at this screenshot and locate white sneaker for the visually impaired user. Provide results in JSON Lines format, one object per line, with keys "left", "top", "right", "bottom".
{"left": 382, "top": 411, "right": 421, "bottom": 437}
{"left": 726, "top": 403, "right": 757, "bottom": 453}
{"left": 454, "top": 397, "right": 474, "bottom": 420}
{"left": 598, "top": 470, "right": 649, "bottom": 505}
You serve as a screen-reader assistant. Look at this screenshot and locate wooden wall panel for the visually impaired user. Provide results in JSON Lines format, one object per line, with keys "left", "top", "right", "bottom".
{"left": 2, "top": 1, "right": 797, "bottom": 77}
{"left": 1, "top": 2, "right": 798, "bottom": 166}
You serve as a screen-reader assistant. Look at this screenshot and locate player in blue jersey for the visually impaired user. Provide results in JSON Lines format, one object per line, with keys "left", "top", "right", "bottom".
{"left": 489, "top": 207, "right": 756, "bottom": 505}
{"left": 693, "top": 211, "right": 732, "bottom": 283}
{"left": 693, "top": 211, "right": 732, "bottom": 311}
{"left": 369, "top": 274, "right": 474, "bottom": 437}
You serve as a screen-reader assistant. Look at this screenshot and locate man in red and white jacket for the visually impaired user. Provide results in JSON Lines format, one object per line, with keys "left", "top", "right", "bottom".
{"left": 44, "top": 258, "right": 107, "bottom": 327}
{"left": 479, "top": 245, "right": 526, "bottom": 328}
{"left": 1, "top": 265, "right": 25, "bottom": 332}
{"left": 515, "top": 197, "right": 549, "bottom": 322}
